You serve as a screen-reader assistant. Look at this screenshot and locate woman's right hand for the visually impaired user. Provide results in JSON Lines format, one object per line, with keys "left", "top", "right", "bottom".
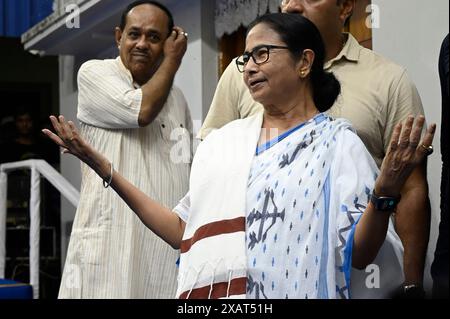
{"left": 42, "top": 115, "right": 110, "bottom": 179}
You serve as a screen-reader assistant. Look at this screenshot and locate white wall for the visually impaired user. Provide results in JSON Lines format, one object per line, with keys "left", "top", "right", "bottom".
{"left": 372, "top": 0, "right": 449, "bottom": 292}
{"left": 169, "top": 0, "right": 218, "bottom": 132}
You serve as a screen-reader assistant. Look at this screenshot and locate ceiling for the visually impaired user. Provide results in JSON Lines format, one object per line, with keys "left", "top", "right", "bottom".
{"left": 21, "top": 0, "right": 179, "bottom": 58}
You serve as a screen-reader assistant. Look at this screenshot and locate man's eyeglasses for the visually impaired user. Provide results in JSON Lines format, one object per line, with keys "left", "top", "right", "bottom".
{"left": 235, "top": 44, "right": 290, "bottom": 73}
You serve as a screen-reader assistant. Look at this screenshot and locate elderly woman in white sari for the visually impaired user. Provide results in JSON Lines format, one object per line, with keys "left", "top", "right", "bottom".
{"left": 43, "top": 13, "right": 435, "bottom": 299}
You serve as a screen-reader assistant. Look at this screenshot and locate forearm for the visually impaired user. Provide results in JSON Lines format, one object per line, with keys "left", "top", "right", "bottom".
{"left": 138, "top": 58, "right": 180, "bottom": 127}
{"left": 109, "top": 170, "right": 185, "bottom": 249}
{"left": 352, "top": 202, "right": 391, "bottom": 269}
{"left": 87, "top": 148, "right": 185, "bottom": 249}
{"left": 394, "top": 179, "right": 430, "bottom": 284}
{"left": 44, "top": 116, "right": 186, "bottom": 248}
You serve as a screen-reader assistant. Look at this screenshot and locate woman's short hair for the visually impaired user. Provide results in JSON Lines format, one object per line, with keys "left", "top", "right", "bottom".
{"left": 247, "top": 13, "right": 341, "bottom": 112}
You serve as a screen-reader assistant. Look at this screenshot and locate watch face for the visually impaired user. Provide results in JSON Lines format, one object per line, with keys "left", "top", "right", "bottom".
{"left": 385, "top": 200, "right": 395, "bottom": 209}
{"left": 371, "top": 194, "right": 398, "bottom": 212}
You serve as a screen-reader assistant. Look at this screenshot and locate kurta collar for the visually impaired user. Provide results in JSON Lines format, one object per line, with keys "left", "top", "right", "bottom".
{"left": 324, "top": 33, "right": 361, "bottom": 70}
{"left": 115, "top": 56, "right": 141, "bottom": 89}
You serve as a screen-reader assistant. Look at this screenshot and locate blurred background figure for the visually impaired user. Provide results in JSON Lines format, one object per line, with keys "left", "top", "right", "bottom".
{"left": 0, "top": 105, "right": 60, "bottom": 298}
{"left": 0, "top": 106, "right": 58, "bottom": 165}
{"left": 431, "top": 33, "right": 449, "bottom": 299}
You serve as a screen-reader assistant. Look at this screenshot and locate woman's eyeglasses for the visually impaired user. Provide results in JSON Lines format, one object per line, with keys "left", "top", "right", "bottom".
{"left": 235, "top": 44, "right": 290, "bottom": 73}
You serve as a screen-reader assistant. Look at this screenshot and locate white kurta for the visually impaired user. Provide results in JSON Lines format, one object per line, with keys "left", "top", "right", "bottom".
{"left": 58, "top": 57, "right": 192, "bottom": 298}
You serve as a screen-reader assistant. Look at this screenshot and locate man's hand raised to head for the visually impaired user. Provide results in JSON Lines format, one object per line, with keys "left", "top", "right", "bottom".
{"left": 138, "top": 26, "right": 188, "bottom": 127}
{"left": 163, "top": 26, "right": 188, "bottom": 69}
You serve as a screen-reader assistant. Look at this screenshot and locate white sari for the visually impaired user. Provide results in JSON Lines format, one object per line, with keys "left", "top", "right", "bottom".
{"left": 246, "top": 113, "right": 375, "bottom": 298}
{"left": 174, "top": 113, "right": 402, "bottom": 299}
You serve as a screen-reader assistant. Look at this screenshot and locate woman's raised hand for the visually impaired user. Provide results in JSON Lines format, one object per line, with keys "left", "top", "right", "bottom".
{"left": 375, "top": 115, "right": 436, "bottom": 197}
{"left": 42, "top": 116, "right": 86, "bottom": 158}
{"left": 42, "top": 115, "right": 109, "bottom": 177}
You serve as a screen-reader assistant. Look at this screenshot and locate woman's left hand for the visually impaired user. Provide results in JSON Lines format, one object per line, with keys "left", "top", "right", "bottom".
{"left": 375, "top": 115, "right": 436, "bottom": 197}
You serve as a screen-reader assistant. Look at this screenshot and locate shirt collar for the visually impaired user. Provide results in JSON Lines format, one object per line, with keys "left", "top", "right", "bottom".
{"left": 324, "top": 33, "right": 361, "bottom": 70}
{"left": 115, "top": 56, "right": 141, "bottom": 88}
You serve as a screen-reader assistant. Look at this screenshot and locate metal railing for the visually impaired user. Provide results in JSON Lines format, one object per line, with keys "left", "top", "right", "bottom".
{"left": 0, "top": 160, "right": 79, "bottom": 298}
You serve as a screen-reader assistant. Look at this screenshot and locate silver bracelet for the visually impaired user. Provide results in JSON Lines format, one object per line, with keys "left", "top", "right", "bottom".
{"left": 103, "top": 162, "right": 113, "bottom": 188}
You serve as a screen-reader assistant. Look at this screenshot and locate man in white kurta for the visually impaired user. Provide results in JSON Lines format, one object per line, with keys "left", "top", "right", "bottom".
{"left": 58, "top": 2, "right": 191, "bottom": 298}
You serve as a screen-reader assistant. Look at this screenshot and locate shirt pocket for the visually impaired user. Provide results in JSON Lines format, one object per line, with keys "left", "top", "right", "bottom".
{"left": 155, "top": 116, "right": 192, "bottom": 163}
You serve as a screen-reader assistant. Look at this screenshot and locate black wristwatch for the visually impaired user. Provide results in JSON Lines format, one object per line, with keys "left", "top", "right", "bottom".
{"left": 370, "top": 191, "right": 401, "bottom": 212}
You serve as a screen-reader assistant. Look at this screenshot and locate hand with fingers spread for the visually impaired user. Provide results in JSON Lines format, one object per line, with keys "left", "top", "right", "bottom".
{"left": 352, "top": 115, "right": 436, "bottom": 271}
{"left": 42, "top": 114, "right": 187, "bottom": 251}
{"left": 42, "top": 115, "right": 111, "bottom": 180}
{"left": 375, "top": 115, "right": 436, "bottom": 197}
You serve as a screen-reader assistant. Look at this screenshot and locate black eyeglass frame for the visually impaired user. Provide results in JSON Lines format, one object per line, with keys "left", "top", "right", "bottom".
{"left": 235, "top": 44, "right": 290, "bottom": 73}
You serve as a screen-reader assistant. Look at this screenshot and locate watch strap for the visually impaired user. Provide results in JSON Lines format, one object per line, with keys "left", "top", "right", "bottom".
{"left": 370, "top": 191, "right": 401, "bottom": 212}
